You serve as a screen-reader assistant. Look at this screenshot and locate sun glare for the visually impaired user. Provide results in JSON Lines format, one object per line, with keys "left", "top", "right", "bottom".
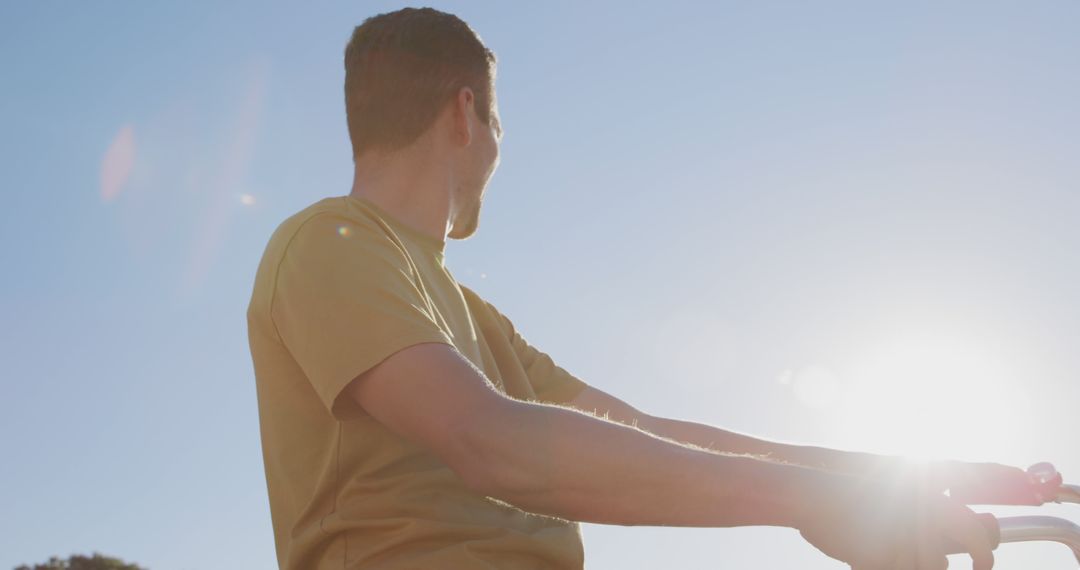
{"left": 826, "top": 332, "right": 1032, "bottom": 461}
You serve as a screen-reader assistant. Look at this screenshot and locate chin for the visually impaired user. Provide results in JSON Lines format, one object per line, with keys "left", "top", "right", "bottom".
{"left": 448, "top": 201, "right": 481, "bottom": 240}
{"left": 448, "top": 216, "right": 479, "bottom": 240}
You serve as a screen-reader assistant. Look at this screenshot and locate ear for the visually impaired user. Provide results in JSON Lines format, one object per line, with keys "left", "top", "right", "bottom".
{"left": 452, "top": 86, "right": 475, "bottom": 147}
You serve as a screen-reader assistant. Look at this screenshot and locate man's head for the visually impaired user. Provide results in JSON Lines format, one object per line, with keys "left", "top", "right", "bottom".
{"left": 344, "top": 8, "right": 501, "bottom": 239}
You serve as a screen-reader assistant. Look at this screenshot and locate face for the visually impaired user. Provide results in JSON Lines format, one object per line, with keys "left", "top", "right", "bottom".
{"left": 448, "top": 90, "right": 501, "bottom": 240}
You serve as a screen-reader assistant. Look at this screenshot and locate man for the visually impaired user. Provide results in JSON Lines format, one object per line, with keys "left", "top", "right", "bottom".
{"left": 247, "top": 7, "right": 1038, "bottom": 569}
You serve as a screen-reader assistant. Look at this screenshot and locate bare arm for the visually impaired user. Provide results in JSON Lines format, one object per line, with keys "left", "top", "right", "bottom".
{"left": 345, "top": 343, "right": 996, "bottom": 569}
{"left": 465, "top": 395, "right": 859, "bottom": 527}
{"left": 346, "top": 342, "right": 850, "bottom": 529}
{"left": 567, "top": 385, "right": 1032, "bottom": 503}
{"left": 568, "top": 385, "right": 905, "bottom": 476}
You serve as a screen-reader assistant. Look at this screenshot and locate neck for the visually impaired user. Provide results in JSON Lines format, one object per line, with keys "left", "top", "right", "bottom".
{"left": 348, "top": 141, "right": 455, "bottom": 245}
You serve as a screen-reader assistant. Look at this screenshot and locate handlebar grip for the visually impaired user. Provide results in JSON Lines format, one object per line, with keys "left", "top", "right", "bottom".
{"left": 941, "top": 512, "right": 1002, "bottom": 555}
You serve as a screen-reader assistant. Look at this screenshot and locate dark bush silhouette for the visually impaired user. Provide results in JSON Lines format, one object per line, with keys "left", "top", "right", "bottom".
{"left": 14, "top": 553, "right": 146, "bottom": 570}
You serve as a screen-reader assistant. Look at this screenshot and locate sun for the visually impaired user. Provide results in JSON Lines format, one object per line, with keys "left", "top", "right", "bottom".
{"left": 823, "top": 331, "right": 1033, "bottom": 462}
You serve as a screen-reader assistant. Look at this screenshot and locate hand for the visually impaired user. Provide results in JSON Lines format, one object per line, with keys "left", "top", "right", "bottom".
{"left": 927, "top": 460, "right": 1054, "bottom": 505}
{"left": 861, "top": 458, "right": 1050, "bottom": 506}
{"left": 798, "top": 479, "right": 997, "bottom": 570}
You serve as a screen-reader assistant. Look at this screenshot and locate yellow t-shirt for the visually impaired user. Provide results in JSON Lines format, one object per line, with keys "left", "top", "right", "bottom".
{"left": 246, "top": 194, "right": 589, "bottom": 569}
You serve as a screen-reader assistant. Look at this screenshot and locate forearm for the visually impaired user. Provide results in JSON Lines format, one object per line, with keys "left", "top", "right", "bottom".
{"left": 642, "top": 415, "right": 907, "bottom": 476}
{"left": 467, "top": 399, "right": 855, "bottom": 529}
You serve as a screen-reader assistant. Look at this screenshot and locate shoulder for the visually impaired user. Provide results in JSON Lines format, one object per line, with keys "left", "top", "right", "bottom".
{"left": 249, "top": 197, "right": 414, "bottom": 312}
{"left": 255, "top": 197, "right": 422, "bottom": 287}
{"left": 271, "top": 197, "right": 397, "bottom": 254}
{"left": 459, "top": 285, "right": 514, "bottom": 335}
{"left": 458, "top": 284, "right": 492, "bottom": 314}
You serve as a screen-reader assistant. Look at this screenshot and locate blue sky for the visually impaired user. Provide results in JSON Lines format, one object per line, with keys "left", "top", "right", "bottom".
{"left": 2, "top": 1, "right": 1079, "bottom": 568}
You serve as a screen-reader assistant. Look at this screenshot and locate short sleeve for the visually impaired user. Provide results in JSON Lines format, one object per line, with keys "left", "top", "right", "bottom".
{"left": 270, "top": 213, "right": 454, "bottom": 420}
{"left": 487, "top": 300, "right": 588, "bottom": 405}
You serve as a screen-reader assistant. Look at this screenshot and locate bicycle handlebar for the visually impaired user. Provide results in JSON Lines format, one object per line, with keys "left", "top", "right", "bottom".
{"left": 997, "top": 516, "right": 1080, "bottom": 564}
{"left": 949, "top": 463, "right": 1080, "bottom": 565}
{"left": 1054, "top": 484, "right": 1080, "bottom": 505}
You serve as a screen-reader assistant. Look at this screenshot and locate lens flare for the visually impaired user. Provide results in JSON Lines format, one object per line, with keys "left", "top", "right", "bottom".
{"left": 181, "top": 59, "right": 269, "bottom": 293}
{"left": 790, "top": 365, "right": 841, "bottom": 410}
{"left": 101, "top": 125, "right": 136, "bottom": 202}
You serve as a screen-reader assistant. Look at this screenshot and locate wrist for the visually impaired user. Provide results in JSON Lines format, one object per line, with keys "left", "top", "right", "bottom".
{"left": 756, "top": 459, "right": 860, "bottom": 530}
